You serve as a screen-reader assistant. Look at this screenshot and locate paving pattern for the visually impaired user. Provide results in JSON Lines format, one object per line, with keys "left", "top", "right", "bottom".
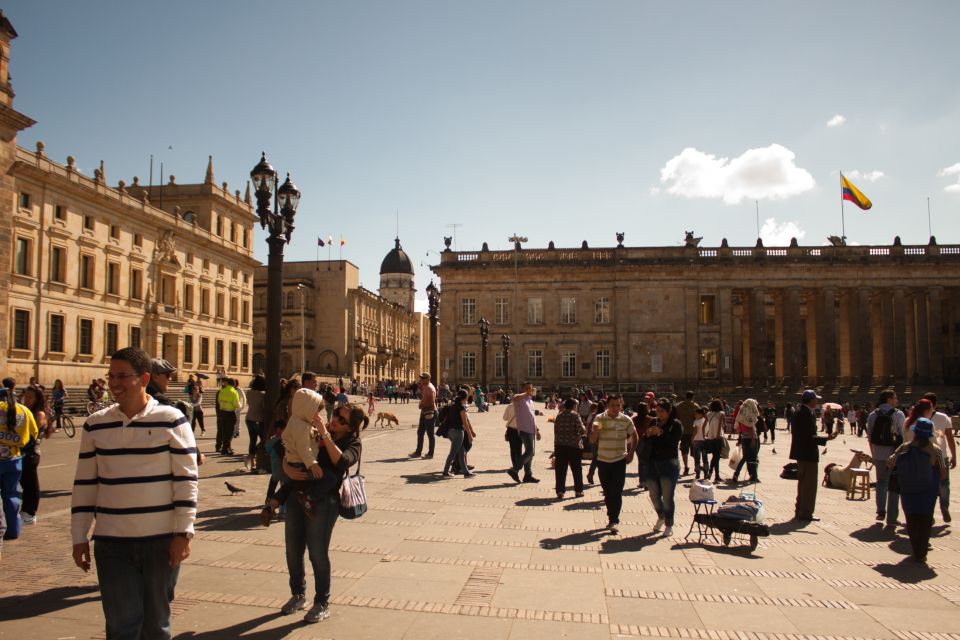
{"left": 1, "top": 400, "right": 957, "bottom": 639}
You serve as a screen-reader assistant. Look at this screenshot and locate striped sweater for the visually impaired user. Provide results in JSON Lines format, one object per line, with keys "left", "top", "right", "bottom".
{"left": 71, "top": 397, "right": 198, "bottom": 544}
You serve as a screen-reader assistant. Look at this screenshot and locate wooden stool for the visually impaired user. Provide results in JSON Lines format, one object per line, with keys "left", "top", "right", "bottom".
{"left": 847, "top": 468, "right": 871, "bottom": 500}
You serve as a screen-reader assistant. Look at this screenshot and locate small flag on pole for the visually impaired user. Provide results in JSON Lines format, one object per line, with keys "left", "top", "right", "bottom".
{"left": 340, "top": 237, "right": 346, "bottom": 246}
{"left": 841, "top": 175, "right": 872, "bottom": 210}
{"left": 317, "top": 237, "right": 325, "bottom": 247}
{"left": 327, "top": 235, "right": 333, "bottom": 246}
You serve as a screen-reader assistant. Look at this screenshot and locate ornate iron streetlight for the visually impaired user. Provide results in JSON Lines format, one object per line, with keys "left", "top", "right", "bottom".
{"left": 250, "top": 152, "right": 300, "bottom": 447}
{"left": 426, "top": 280, "right": 441, "bottom": 384}
{"left": 478, "top": 317, "right": 489, "bottom": 391}
{"left": 501, "top": 334, "right": 511, "bottom": 394}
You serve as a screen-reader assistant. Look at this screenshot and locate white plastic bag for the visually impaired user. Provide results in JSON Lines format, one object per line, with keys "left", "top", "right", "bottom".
{"left": 689, "top": 480, "right": 715, "bottom": 502}
{"left": 728, "top": 445, "right": 743, "bottom": 470}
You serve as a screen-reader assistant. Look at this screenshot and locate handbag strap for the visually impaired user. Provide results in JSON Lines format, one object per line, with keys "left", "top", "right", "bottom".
{"left": 349, "top": 446, "right": 362, "bottom": 478}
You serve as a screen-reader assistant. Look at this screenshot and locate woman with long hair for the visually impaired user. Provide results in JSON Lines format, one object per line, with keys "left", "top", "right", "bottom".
{"left": 644, "top": 398, "right": 683, "bottom": 536}
{"left": 19, "top": 386, "right": 49, "bottom": 524}
{"left": 245, "top": 375, "right": 267, "bottom": 472}
{"left": 281, "top": 403, "right": 366, "bottom": 623}
{"left": 51, "top": 379, "right": 67, "bottom": 431}
{"left": 904, "top": 399, "right": 934, "bottom": 436}
{"left": 704, "top": 399, "right": 726, "bottom": 483}
{"left": 442, "top": 389, "right": 476, "bottom": 478}
{"left": 0, "top": 378, "right": 39, "bottom": 540}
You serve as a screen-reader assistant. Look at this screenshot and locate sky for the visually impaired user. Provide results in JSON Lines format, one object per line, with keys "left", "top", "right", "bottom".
{"left": 7, "top": 1, "right": 960, "bottom": 310}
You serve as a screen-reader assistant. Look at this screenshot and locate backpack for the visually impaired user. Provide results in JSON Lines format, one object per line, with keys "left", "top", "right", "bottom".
{"left": 895, "top": 446, "right": 939, "bottom": 495}
{"left": 869, "top": 408, "right": 901, "bottom": 447}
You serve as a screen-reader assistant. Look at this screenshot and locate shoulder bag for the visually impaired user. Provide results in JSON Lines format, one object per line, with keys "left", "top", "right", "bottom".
{"left": 339, "top": 449, "right": 367, "bottom": 519}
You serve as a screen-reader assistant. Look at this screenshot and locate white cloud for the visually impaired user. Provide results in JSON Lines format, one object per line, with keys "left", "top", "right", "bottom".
{"left": 939, "top": 163, "right": 960, "bottom": 193}
{"left": 414, "top": 297, "right": 429, "bottom": 313}
{"left": 847, "top": 169, "right": 885, "bottom": 183}
{"left": 826, "top": 114, "right": 846, "bottom": 128}
{"left": 658, "top": 144, "right": 815, "bottom": 205}
{"left": 759, "top": 218, "right": 805, "bottom": 246}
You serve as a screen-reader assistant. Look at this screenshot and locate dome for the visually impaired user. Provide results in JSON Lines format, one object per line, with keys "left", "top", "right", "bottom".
{"left": 379, "top": 237, "right": 414, "bottom": 275}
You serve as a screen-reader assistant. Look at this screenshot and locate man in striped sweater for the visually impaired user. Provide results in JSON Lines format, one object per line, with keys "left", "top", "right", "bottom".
{"left": 71, "top": 347, "right": 198, "bottom": 639}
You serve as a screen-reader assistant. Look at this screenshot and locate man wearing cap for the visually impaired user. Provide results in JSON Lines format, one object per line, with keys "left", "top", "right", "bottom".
{"left": 790, "top": 390, "right": 838, "bottom": 521}
{"left": 411, "top": 373, "right": 437, "bottom": 459}
{"left": 148, "top": 359, "right": 203, "bottom": 466}
{"left": 216, "top": 378, "right": 240, "bottom": 455}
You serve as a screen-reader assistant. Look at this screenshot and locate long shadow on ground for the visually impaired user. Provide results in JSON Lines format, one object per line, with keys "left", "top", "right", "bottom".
{"left": 0, "top": 585, "right": 100, "bottom": 619}
{"left": 174, "top": 612, "right": 303, "bottom": 640}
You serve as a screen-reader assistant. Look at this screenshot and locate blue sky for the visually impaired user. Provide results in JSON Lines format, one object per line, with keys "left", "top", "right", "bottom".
{"left": 7, "top": 1, "right": 960, "bottom": 307}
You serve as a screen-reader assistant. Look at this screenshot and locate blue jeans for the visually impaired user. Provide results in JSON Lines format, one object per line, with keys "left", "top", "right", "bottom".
{"left": 0, "top": 456, "right": 22, "bottom": 540}
{"left": 443, "top": 429, "right": 468, "bottom": 475}
{"left": 285, "top": 489, "right": 339, "bottom": 604}
{"left": 692, "top": 441, "right": 708, "bottom": 476}
{"left": 646, "top": 458, "right": 680, "bottom": 526}
{"left": 94, "top": 538, "right": 180, "bottom": 640}
{"left": 414, "top": 411, "right": 436, "bottom": 456}
{"left": 246, "top": 419, "right": 263, "bottom": 459}
{"left": 734, "top": 438, "right": 760, "bottom": 481}
{"left": 512, "top": 431, "right": 536, "bottom": 478}
{"left": 874, "top": 460, "right": 900, "bottom": 524}
{"left": 941, "top": 473, "right": 951, "bottom": 517}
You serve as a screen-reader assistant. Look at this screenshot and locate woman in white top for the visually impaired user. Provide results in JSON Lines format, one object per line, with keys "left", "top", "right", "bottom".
{"left": 703, "top": 399, "right": 726, "bottom": 483}
{"left": 692, "top": 407, "right": 707, "bottom": 480}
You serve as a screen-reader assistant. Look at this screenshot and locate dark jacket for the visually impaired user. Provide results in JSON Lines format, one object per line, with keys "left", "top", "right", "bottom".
{"left": 317, "top": 430, "right": 362, "bottom": 492}
{"left": 647, "top": 418, "right": 682, "bottom": 461}
{"left": 789, "top": 404, "right": 828, "bottom": 462}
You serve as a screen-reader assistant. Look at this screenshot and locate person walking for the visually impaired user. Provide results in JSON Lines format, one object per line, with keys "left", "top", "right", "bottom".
{"left": 411, "top": 373, "right": 437, "bottom": 459}
{"left": 703, "top": 400, "right": 726, "bottom": 483}
{"left": 589, "top": 394, "right": 638, "bottom": 533}
{"left": 790, "top": 390, "right": 838, "bottom": 521}
{"left": 867, "top": 389, "right": 906, "bottom": 528}
{"left": 891, "top": 417, "right": 947, "bottom": 563}
{"left": 675, "top": 391, "right": 698, "bottom": 476}
{"left": 280, "top": 403, "right": 365, "bottom": 623}
{"left": 692, "top": 407, "right": 708, "bottom": 480}
{"left": 506, "top": 382, "right": 541, "bottom": 483}
{"left": 187, "top": 375, "right": 205, "bottom": 435}
{"left": 732, "top": 398, "right": 761, "bottom": 484}
{"left": 216, "top": 378, "right": 241, "bottom": 455}
{"left": 922, "top": 392, "right": 956, "bottom": 523}
{"left": 71, "top": 347, "right": 198, "bottom": 639}
{"left": 441, "top": 389, "right": 476, "bottom": 478}
{"left": 502, "top": 399, "right": 522, "bottom": 472}
{"left": 246, "top": 375, "right": 266, "bottom": 472}
{"left": 1, "top": 378, "right": 39, "bottom": 540}
{"left": 644, "top": 398, "right": 682, "bottom": 536}
{"left": 19, "top": 386, "right": 49, "bottom": 525}
{"left": 553, "top": 397, "right": 587, "bottom": 499}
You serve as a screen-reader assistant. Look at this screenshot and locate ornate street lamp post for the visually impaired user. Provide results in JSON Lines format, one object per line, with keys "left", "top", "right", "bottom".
{"left": 250, "top": 152, "right": 300, "bottom": 446}
{"left": 501, "top": 334, "right": 511, "bottom": 395}
{"left": 478, "top": 317, "right": 489, "bottom": 391}
{"left": 426, "top": 280, "right": 441, "bottom": 384}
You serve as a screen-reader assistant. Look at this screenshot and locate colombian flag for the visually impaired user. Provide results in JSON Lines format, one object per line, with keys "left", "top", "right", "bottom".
{"left": 841, "top": 175, "right": 872, "bottom": 210}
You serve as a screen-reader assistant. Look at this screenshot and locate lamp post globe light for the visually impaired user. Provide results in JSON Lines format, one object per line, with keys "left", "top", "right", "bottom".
{"left": 426, "top": 280, "right": 441, "bottom": 385}
{"left": 250, "top": 152, "right": 300, "bottom": 453}
{"left": 478, "top": 317, "right": 490, "bottom": 392}
{"left": 501, "top": 334, "right": 510, "bottom": 395}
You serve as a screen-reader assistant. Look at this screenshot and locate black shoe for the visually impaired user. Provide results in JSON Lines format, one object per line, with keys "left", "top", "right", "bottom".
{"left": 876, "top": 511, "right": 885, "bottom": 521}
{"left": 682, "top": 467, "right": 689, "bottom": 476}
{"left": 423, "top": 453, "right": 434, "bottom": 460}
{"left": 522, "top": 476, "right": 541, "bottom": 483}
{"left": 575, "top": 491, "right": 584, "bottom": 498}
{"left": 507, "top": 469, "right": 521, "bottom": 483}
{"left": 409, "top": 451, "right": 422, "bottom": 458}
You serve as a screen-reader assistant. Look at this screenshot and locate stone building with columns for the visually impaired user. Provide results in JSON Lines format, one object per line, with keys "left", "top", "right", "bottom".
{"left": 1, "top": 14, "right": 258, "bottom": 386}
{"left": 252, "top": 238, "right": 424, "bottom": 383}
{"left": 431, "top": 238, "right": 960, "bottom": 394}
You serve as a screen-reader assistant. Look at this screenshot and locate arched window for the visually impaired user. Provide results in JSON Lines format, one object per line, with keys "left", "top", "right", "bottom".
{"left": 252, "top": 353, "right": 265, "bottom": 374}
{"left": 182, "top": 210, "right": 196, "bottom": 224}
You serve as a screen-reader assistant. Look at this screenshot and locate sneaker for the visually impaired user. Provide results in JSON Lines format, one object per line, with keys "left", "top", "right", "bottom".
{"left": 522, "top": 476, "right": 541, "bottom": 483}
{"left": 442, "top": 471, "right": 455, "bottom": 478}
{"left": 607, "top": 521, "right": 619, "bottom": 534}
{"left": 21, "top": 513, "right": 36, "bottom": 525}
{"left": 663, "top": 525, "right": 674, "bottom": 537}
{"left": 303, "top": 601, "right": 330, "bottom": 623}
{"left": 281, "top": 594, "right": 307, "bottom": 614}
{"left": 507, "top": 469, "right": 521, "bottom": 483}
{"left": 463, "top": 472, "right": 476, "bottom": 478}
{"left": 653, "top": 517, "right": 665, "bottom": 533}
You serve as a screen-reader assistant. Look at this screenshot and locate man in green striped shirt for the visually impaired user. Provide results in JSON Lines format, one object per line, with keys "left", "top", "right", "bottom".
{"left": 589, "top": 395, "right": 638, "bottom": 533}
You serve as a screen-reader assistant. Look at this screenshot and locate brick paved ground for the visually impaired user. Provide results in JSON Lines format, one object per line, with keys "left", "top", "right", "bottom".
{"left": 2, "top": 399, "right": 959, "bottom": 639}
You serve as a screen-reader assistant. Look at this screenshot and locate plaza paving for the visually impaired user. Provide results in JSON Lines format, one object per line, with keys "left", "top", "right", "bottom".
{"left": 2, "top": 399, "right": 960, "bottom": 640}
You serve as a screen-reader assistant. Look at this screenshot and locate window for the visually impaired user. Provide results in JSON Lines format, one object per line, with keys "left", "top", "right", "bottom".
{"left": 18, "top": 192, "right": 29, "bottom": 209}
{"left": 54, "top": 204, "right": 65, "bottom": 220}
{"left": 80, "top": 254, "right": 95, "bottom": 290}
{"left": 78, "top": 318, "right": 93, "bottom": 355}
{"left": 527, "top": 298, "right": 544, "bottom": 325}
{"left": 596, "top": 349, "right": 611, "bottom": 378}
{"left": 215, "top": 339, "right": 224, "bottom": 366}
{"left": 460, "top": 298, "right": 476, "bottom": 325}
{"left": 242, "top": 343, "right": 249, "bottom": 369}
{"left": 460, "top": 351, "right": 476, "bottom": 378}
{"left": 216, "top": 292, "right": 225, "bottom": 319}
{"left": 160, "top": 275, "right": 175, "bottom": 306}
{"left": 83, "top": 215, "right": 94, "bottom": 231}
{"left": 200, "top": 289, "right": 210, "bottom": 315}
{"left": 560, "top": 297, "right": 577, "bottom": 324}
{"left": 700, "top": 348, "right": 719, "bottom": 379}
{"left": 242, "top": 228, "right": 249, "bottom": 248}
{"left": 229, "top": 221, "right": 236, "bottom": 244}
{"left": 130, "top": 268, "right": 143, "bottom": 300}
{"left": 15, "top": 237, "right": 31, "bottom": 275}
{"left": 186, "top": 252, "right": 194, "bottom": 267}
{"left": 110, "top": 224, "right": 120, "bottom": 240}
{"left": 49, "top": 314, "right": 65, "bottom": 352}
{"left": 230, "top": 341, "right": 238, "bottom": 368}
{"left": 202, "top": 258, "right": 210, "bottom": 272}
{"left": 561, "top": 351, "right": 577, "bottom": 378}
{"left": 184, "top": 284, "right": 194, "bottom": 311}
{"left": 527, "top": 349, "right": 543, "bottom": 378}
{"left": 215, "top": 214, "right": 223, "bottom": 236}
{"left": 106, "top": 261, "right": 120, "bottom": 295}
{"left": 50, "top": 246, "right": 66, "bottom": 283}
{"left": 200, "top": 337, "right": 210, "bottom": 365}
{"left": 494, "top": 352, "right": 505, "bottom": 379}
{"left": 699, "top": 295, "right": 717, "bottom": 325}
{"left": 217, "top": 264, "right": 224, "bottom": 278}
{"left": 129, "top": 326, "right": 141, "bottom": 349}
{"left": 133, "top": 233, "right": 142, "bottom": 248}
{"left": 594, "top": 297, "right": 610, "bottom": 324}
{"left": 494, "top": 297, "right": 509, "bottom": 325}
{"left": 13, "top": 309, "right": 29, "bottom": 349}
{"left": 230, "top": 296, "right": 239, "bottom": 322}
{"left": 105, "top": 322, "right": 119, "bottom": 355}
{"left": 242, "top": 300, "right": 250, "bottom": 324}
{"left": 184, "top": 335, "right": 194, "bottom": 363}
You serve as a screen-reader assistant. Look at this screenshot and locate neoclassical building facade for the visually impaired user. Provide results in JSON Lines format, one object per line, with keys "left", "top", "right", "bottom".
{"left": 252, "top": 239, "right": 423, "bottom": 383}
{"left": 1, "top": 16, "right": 258, "bottom": 386}
{"left": 431, "top": 238, "right": 960, "bottom": 393}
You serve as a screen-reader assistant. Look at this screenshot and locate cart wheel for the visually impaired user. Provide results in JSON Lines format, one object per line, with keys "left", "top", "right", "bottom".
{"left": 722, "top": 531, "right": 732, "bottom": 546}
{"left": 749, "top": 535, "right": 758, "bottom": 551}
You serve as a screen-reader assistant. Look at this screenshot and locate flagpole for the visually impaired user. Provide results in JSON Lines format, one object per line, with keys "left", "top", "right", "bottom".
{"left": 927, "top": 196, "right": 932, "bottom": 238}
{"left": 755, "top": 200, "right": 760, "bottom": 238}
{"left": 840, "top": 171, "right": 846, "bottom": 239}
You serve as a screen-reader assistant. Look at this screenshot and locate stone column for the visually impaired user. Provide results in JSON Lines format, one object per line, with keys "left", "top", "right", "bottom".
{"left": 781, "top": 287, "right": 802, "bottom": 380}
{"left": 856, "top": 288, "right": 874, "bottom": 381}
{"left": 749, "top": 288, "right": 766, "bottom": 384}
{"left": 718, "top": 288, "right": 734, "bottom": 384}
{"left": 914, "top": 291, "right": 931, "bottom": 383}
{"left": 842, "top": 290, "right": 858, "bottom": 380}
{"left": 905, "top": 294, "right": 916, "bottom": 381}
{"left": 817, "top": 287, "right": 838, "bottom": 380}
{"left": 892, "top": 288, "right": 908, "bottom": 380}
{"left": 929, "top": 286, "right": 944, "bottom": 384}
